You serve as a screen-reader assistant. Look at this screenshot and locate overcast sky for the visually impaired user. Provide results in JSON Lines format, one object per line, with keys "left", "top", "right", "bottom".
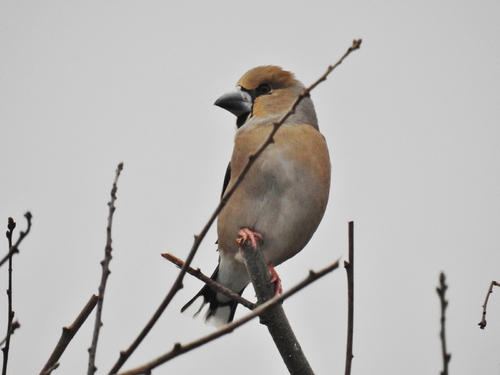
{"left": 1, "top": 1, "right": 500, "bottom": 374}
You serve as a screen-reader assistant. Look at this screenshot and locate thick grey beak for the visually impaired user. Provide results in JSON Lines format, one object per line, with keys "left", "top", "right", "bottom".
{"left": 214, "top": 88, "right": 252, "bottom": 117}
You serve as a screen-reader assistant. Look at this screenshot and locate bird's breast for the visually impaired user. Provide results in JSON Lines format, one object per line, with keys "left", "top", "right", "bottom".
{"left": 218, "top": 123, "right": 330, "bottom": 266}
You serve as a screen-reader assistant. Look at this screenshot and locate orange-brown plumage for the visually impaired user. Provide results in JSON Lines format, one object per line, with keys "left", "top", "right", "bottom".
{"left": 183, "top": 66, "right": 330, "bottom": 325}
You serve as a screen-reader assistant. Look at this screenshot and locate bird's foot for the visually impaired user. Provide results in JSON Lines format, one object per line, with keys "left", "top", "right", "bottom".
{"left": 236, "top": 228, "right": 263, "bottom": 250}
{"left": 268, "top": 264, "right": 283, "bottom": 296}
{"left": 236, "top": 229, "right": 281, "bottom": 296}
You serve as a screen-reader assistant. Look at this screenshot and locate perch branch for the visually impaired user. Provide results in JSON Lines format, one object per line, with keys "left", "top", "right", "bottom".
{"left": 239, "top": 238, "right": 314, "bottom": 375}
{"left": 436, "top": 272, "right": 451, "bottom": 375}
{"left": 108, "top": 39, "right": 361, "bottom": 374}
{"left": 115, "top": 260, "right": 339, "bottom": 375}
{"left": 344, "top": 221, "right": 354, "bottom": 375}
{"left": 88, "top": 162, "right": 124, "bottom": 375}
{"left": 478, "top": 280, "right": 500, "bottom": 329}
{"left": 40, "top": 294, "right": 99, "bottom": 375}
{"left": 161, "top": 253, "right": 255, "bottom": 310}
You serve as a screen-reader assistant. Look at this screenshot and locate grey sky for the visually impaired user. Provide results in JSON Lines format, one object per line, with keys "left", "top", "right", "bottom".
{"left": 1, "top": 1, "right": 500, "bottom": 374}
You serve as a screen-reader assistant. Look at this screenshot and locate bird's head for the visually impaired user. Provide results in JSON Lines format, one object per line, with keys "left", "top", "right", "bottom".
{"left": 215, "top": 66, "right": 317, "bottom": 129}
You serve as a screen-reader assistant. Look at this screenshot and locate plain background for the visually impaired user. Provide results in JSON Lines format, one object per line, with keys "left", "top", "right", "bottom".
{"left": 1, "top": 1, "right": 500, "bottom": 374}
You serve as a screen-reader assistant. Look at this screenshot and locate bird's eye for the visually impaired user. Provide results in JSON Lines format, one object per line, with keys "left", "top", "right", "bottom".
{"left": 256, "top": 84, "right": 272, "bottom": 95}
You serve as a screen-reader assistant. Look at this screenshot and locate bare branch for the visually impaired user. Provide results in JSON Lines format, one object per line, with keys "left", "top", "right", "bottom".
{"left": 88, "top": 162, "right": 124, "bottom": 375}
{"left": 108, "top": 39, "right": 361, "bottom": 374}
{"left": 0, "top": 211, "right": 32, "bottom": 267}
{"left": 478, "top": 280, "right": 500, "bottom": 329}
{"left": 239, "top": 238, "right": 314, "bottom": 375}
{"left": 40, "top": 294, "right": 99, "bottom": 375}
{"left": 114, "top": 260, "right": 340, "bottom": 375}
{"left": 436, "top": 272, "right": 451, "bottom": 375}
{"left": 0, "top": 321, "right": 20, "bottom": 347}
{"left": 2, "top": 212, "right": 32, "bottom": 374}
{"left": 2, "top": 218, "right": 16, "bottom": 375}
{"left": 161, "top": 253, "right": 255, "bottom": 310}
{"left": 344, "top": 221, "right": 354, "bottom": 375}
{"left": 306, "top": 39, "right": 362, "bottom": 93}
{"left": 40, "top": 362, "right": 59, "bottom": 375}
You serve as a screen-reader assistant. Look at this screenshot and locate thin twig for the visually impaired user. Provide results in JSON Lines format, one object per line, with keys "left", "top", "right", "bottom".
{"left": 115, "top": 260, "right": 340, "bottom": 375}
{"left": 436, "top": 272, "right": 451, "bottom": 375}
{"left": 88, "top": 162, "right": 124, "bottom": 375}
{"left": 344, "top": 221, "right": 354, "bottom": 375}
{"left": 0, "top": 322, "right": 20, "bottom": 347}
{"left": 40, "top": 294, "right": 99, "bottom": 375}
{"left": 478, "top": 280, "right": 500, "bottom": 329}
{"left": 2, "top": 212, "right": 32, "bottom": 375}
{"left": 108, "top": 39, "right": 361, "bottom": 374}
{"left": 239, "top": 238, "right": 314, "bottom": 375}
{"left": 0, "top": 212, "right": 32, "bottom": 267}
{"left": 2, "top": 218, "right": 16, "bottom": 375}
{"left": 40, "top": 363, "right": 59, "bottom": 375}
{"left": 161, "top": 253, "right": 255, "bottom": 310}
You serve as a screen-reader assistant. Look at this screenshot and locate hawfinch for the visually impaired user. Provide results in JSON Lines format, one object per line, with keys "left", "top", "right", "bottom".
{"left": 182, "top": 66, "right": 331, "bottom": 325}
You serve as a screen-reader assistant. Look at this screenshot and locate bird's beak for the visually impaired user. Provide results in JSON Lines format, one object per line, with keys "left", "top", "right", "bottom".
{"left": 214, "top": 87, "right": 252, "bottom": 117}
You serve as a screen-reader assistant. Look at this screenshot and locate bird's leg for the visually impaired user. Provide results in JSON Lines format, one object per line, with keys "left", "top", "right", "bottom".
{"left": 268, "top": 264, "right": 283, "bottom": 297}
{"left": 237, "top": 228, "right": 281, "bottom": 296}
{"left": 236, "top": 228, "right": 263, "bottom": 250}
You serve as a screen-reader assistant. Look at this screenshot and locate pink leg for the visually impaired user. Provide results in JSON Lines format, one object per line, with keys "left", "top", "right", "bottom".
{"left": 236, "top": 228, "right": 281, "bottom": 296}
{"left": 236, "top": 228, "right": 263, "bottom": 250}
{"left": 268, "top": 264, "right": 283, "bottom": 296}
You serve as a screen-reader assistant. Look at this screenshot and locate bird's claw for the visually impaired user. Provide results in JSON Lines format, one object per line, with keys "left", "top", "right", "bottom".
{"left": 236, "top": 228, "right": 263, "bottom": 250}
{"left": 268, "top": 264, "right": 283, "bottom": 296}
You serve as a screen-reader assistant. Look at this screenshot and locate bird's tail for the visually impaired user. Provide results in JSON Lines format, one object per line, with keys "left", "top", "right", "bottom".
{"left": 181, "top": 265, "right": 245, "bottom": 326}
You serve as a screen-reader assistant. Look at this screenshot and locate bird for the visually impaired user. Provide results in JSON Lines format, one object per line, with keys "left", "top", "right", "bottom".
{"left": 182, "top": 66, "right": 331, "bottom": 326}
